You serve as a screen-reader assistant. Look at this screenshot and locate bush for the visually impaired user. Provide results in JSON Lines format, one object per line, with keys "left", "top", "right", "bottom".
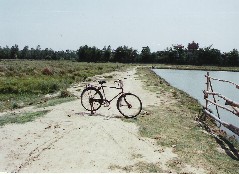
{"left": 42, "top": 67, "right": 53, "bottom": 75}
{"left": 60, "top": 90, "right": 71, "bottom": 98}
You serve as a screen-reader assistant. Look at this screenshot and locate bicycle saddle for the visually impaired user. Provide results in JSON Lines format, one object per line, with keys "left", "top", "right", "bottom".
{"left": 98, "top": 80, "right": 106, "bottom": 85}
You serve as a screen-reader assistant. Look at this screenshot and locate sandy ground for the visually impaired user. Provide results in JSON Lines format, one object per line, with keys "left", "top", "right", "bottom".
{"left": 0, "top": 67, "right": 206, "bottom": 173}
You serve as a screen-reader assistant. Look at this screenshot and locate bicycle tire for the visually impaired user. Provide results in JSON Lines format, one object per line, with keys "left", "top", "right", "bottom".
{"left": 117, "top": 93, "right": 142, "bottom": 118}
{"left": 81, "top": 87, "right": 103, "bottom": 112}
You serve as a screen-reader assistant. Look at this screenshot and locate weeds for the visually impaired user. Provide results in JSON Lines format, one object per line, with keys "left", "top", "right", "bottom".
{"left": 60, "top": 90, "right": 72, "bottom": 98}
{"left": 0, "top": 60, "right": 128, "bottom": 111}
{"left": 36, "top": 97, "right": 76, "bottom": 108}
{"left": 0, "top": 110, "right": 50, "bottom": 126}
{"left": 109, "top": 162, "right": 164, "bottom": 173}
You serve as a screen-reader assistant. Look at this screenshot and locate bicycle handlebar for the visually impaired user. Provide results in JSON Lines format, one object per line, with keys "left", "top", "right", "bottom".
{"left": 114, "top": 79, "right": 123, "bottom": 88}
{"left": 109, "top": 86, "right": 122, "bottom": 89}
{"left": 91, "top": 79, "right": 123, "bottom": 89}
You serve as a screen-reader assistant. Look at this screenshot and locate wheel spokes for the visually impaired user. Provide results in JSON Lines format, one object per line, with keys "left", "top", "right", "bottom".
{"left": 81, "top": 87, "right": 103, "bottom": 112}
{"left": 117, "top": 93, "right": 142, "bottom": 118}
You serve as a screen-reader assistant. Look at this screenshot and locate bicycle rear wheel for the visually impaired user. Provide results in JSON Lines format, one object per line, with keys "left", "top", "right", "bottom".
{"left": 117, "top": 93, "right": 142, "bottom": 118}
{"left": 81, "top": 87, "right": 103, "bottom": 112}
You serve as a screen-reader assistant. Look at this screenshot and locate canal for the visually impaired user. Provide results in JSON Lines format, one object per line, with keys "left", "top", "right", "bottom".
{"left": 153, "top": 69, "right": 239, "bottom": 138}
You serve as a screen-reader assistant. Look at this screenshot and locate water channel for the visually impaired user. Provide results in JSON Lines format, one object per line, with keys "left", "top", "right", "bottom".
{"left": 153, "top": 69, "right": 239, "bottom": 139}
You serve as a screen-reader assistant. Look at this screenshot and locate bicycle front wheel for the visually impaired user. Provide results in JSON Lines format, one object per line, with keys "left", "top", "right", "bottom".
{"left": 81, "top": 87, "right": 103, "bottom": 112}
{"left": 117, "top": 93, "right": 142, "bottom": 118}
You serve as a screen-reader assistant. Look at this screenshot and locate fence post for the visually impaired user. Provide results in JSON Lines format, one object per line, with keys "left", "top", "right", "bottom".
{"left": 205, "top": 72, "right": 209, "bottom": 110}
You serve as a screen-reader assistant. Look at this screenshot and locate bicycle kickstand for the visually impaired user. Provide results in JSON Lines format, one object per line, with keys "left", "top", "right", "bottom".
{"left": 90, "top": 103, "right": 95, "bottom": 115}
{"left": 90, "top": 110, "right": 95, "bottom": 115}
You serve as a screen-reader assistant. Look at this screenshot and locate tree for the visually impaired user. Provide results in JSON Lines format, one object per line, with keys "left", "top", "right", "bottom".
{"left": 141, "top": 46, "right": 151, "bottom": 63}
{"left": 64, "top": 49, "right": 77, "bottom": 60}
{"left": 128, "top": 49, "right": 138, "bottom": 63}
{"left": 225, "top": 49, "right": 239, "bottom": 66}
{"left": 101, "top": 45, "right": 112, "bottom": 62}
{"left": 197, "top": 46, "right": 221, "bottom": 65}
{"left": 113, "top": 46, "right": 125, "bottom": 62}
{"left": 35, "top": 45, "right": 42, "bottom": 59}
{"left": 10, "top": 44, "right": 19, "bottom": 59}
{"left": 173, "top": 44, "right": 186, "bottom": 64}
{"left": 77, "top": 45, "right": 102, "bottom": 62}
{"left": 0, "top": 46, "right": 3, "bottom": 59}
{"left": 77, "top": 45, "right": 88, "bottom": 62}
{"left": 20, "top": 46, "right": 29, "bottom": 59}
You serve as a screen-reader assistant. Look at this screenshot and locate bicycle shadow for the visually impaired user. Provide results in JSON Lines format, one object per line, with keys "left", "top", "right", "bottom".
{"left": 75, "top": 111, "right": 124, "bottom": 120}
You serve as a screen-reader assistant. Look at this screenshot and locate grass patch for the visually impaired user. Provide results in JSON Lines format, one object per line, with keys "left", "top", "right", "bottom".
{"left": 0, "top": 93, "right": 43, "bottom": 111}
{"left": 0, "top": 110, "right": 50, "bottom": 126}
{"left": 0, "top": 60, "right": 129, "bottom": 111}
{"left": 109, "top": 162, "right": 164, "bottom": 173}
{"left": 36, "top": 97, "right": 76, "bottom": 108}
{"left": 134, "top": 67, "right": 239, "bottom": 174}
{"left": 131, "top": 153, "right": 143, "bottom": 159}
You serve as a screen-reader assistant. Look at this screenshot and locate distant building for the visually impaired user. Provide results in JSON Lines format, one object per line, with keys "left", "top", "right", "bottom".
{"left": 188, "top": 41, "right": 199, "bottom": 51}
{"left": 173, "top": 44, "right": 184, "bottom": 50}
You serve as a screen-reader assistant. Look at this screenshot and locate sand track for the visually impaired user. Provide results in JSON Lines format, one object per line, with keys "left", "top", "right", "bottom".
{"left": 0, "top": 67, "right": 205, "bottom": 173}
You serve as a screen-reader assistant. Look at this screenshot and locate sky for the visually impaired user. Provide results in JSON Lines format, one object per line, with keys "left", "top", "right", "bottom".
{"left": 0, "top": 0, "right": 239, "bottom": 52}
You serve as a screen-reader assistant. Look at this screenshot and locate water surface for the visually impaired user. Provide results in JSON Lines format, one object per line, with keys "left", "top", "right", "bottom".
{"left": 153, "top": 69, "right": 239, "bottom": 138}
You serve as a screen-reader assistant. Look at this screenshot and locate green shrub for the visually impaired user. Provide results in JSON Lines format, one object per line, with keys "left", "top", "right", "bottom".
{"left": 11, "top": 102, "right": 20, "bottom": 109}
{"left": 0, "top": 61, "right": 128, "bottom": 111}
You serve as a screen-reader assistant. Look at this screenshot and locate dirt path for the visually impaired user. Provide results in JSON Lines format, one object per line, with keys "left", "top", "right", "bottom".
{"left": 0, "top": 67, "right": 205, "bottom": 173}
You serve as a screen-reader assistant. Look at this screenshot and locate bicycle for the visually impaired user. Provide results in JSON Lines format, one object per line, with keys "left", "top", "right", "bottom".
{"left": 80, "top": 80, "right": 142, "bottom": 118}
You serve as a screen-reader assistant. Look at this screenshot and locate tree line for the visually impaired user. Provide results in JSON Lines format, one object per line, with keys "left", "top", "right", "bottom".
{"left": 0, "top": 45, "right": 77, "bottom": 60}
{"left": 1, "top": 42, "right": 239, "bottom": 66}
